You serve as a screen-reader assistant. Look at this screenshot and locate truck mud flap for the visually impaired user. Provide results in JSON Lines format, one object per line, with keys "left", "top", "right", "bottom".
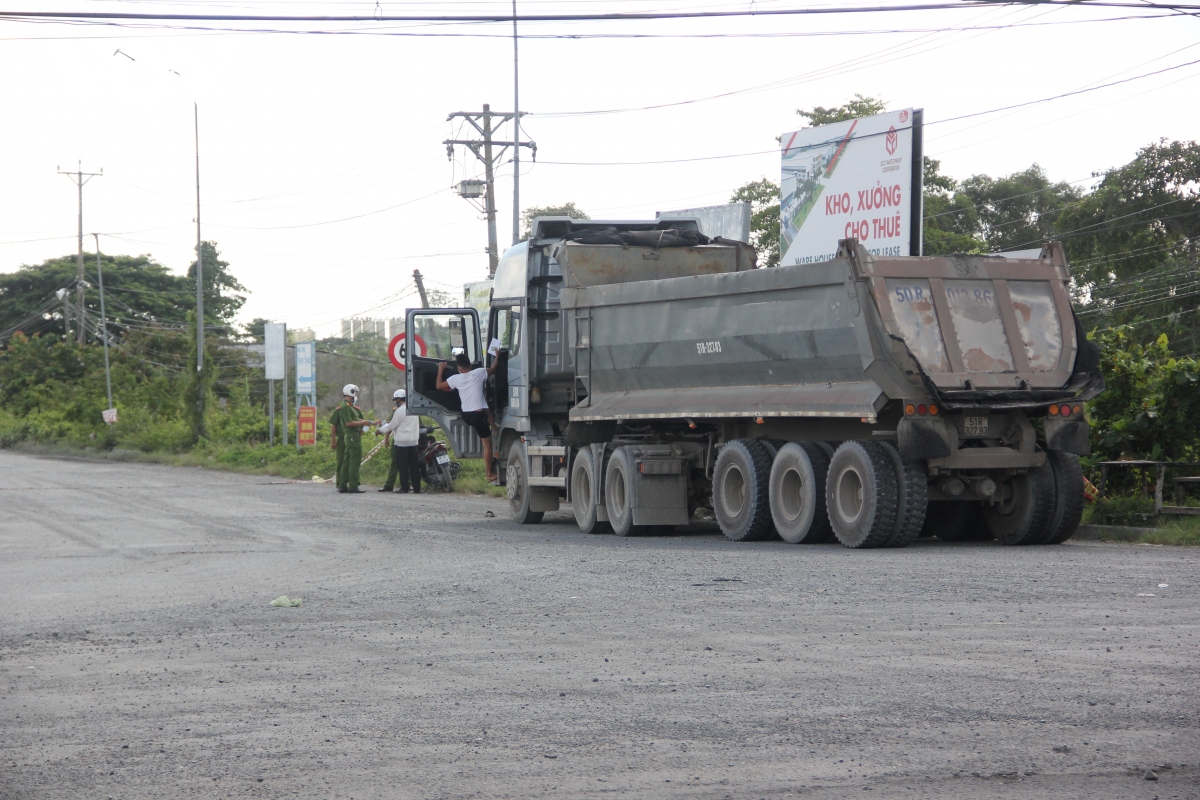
{"left": 898, "top": 417, "right": 951, "bottom": 460}
{"left": 1044, "top": 417, "right": 1090, "bottom": 456}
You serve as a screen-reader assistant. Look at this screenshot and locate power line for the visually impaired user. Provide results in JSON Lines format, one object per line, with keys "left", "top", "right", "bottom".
{"left": 0, "top": 4, "right": 1136, "bottom": 24}
{"left": 539, "top": 55, "right": 1200, "bottom": 166}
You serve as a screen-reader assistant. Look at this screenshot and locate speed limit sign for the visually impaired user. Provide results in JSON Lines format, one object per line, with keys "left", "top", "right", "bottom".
{"left": 388, "top": 332, "right": 427, "bottom": 371}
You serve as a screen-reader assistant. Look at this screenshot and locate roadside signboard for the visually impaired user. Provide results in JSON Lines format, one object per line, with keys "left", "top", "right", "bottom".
{"left": 295, "top": 340, "right": 316, "bottom": 396}
{"left": 780, "top": 108, "right": 923, "bottom": 266}
{"left": 102, "top": 408, "right": 118, "bottom": 425}
{"left": 264, "top": 322, "right": 286, "bottom": 380}
{"left": 297, "top": 406, "right": 317, "bottom": 446}
{"left": 388, "top": 332, "right": 426, "bottom": 371}
{"left": 464, "top": 280, "right": 493, "bottom": 317}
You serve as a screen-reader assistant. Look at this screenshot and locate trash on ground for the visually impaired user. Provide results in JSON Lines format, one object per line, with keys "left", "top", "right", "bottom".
{"left": 1136, "top": 593, "right": 1156, "bottom": 597}
{"left": 270, "top": 595, "right": 302, "bottom": 607}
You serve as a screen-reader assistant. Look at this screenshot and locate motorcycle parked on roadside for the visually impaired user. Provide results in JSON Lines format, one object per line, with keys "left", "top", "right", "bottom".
{"left": 418, "top": 426, "right": 460, "bottom": 492}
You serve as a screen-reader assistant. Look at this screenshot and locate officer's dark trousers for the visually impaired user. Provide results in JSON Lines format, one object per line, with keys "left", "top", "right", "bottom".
{"left": 384, "top": 444, "right": 421, "bottom": 492}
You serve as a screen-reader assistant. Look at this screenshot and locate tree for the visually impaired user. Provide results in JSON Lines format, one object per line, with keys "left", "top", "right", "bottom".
{"left": 731, "top": 178, "right": 781, "bottom": 268}
{"left": 521, "top": 202, "right": 589, "bottom": 239}
{"left": 922, "top": 158, "right": 983, "bottom": 255}
{"left": 187, "top": 241, "right": 247, "bottom": 331}
{"left": 1057, "top": 140, "right": 1200, "bottom": 353}
{"left": 797, "top": 94, "right": 888, "bottom": 127}
{"left": 957, "top": 165, "right": 1082, "bottom": 253}
{"left": 243, "top": 317, "right": 272, "bottom": 343}
{"left": 1, "top": 241, "right": 247, "bottom": 346}
{"left": 0, "top": 253, "right": 191, "bottom": 343}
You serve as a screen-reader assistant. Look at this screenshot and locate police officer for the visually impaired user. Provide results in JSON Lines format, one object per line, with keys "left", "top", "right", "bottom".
{"left": 330, "top": 384, "right": 372, "bottom": 493}
{"left": 376, "top": 389, "right": 421, "bottom": 493}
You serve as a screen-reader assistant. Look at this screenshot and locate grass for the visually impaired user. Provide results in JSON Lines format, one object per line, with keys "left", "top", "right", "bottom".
{"left": 7, "top": 437, "right": 505, "bottom": 497}
{"left": 1135, "top": 516, "right": 1200, "bottom": 546}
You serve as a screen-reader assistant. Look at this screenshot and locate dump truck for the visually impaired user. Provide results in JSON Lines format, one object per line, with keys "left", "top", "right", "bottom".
{"left": 405, "top": 218, "right": 1102, "bottom": 547}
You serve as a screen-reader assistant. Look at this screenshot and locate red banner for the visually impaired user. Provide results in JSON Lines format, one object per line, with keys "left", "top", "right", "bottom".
{"left": 297, "top": 406, "right": 317, "bottom": 447}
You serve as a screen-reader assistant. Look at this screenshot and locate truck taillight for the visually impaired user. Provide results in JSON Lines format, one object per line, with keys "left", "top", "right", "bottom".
{"left": 1049, "top": 404, "right": 1060, "bottom": 416}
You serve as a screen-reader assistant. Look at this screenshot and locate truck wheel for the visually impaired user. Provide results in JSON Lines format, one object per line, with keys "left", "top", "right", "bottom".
{"left": 985, "top": 466, "right": 1056, "bottom": 545}
{"left": 713, "top": 439, "right": 774, "bottom": 542}
{"left": 768, "top": 443, "right": 833, "bottom": 544}
{"left": 605, "top": 447, "right": 647, "bottom": 537}
{"left": 825, "top": 441, "right": 898, "bottom": 549}
{"left": 1040, "top": 452, "right": 1085, "bottom": 545}
{"left": 506, "top": 445, "right": 544, "bottom": 525}
{"left": 880, "top": 442, "right": 928, "bottom": 548}
{"left": 571, "top": 447, "right": 610, "bottom": 535}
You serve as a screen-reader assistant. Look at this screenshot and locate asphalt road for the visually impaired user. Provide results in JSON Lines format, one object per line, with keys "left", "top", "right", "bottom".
{"left": 2, "top": 450, "right": 1198, "bottom": 800}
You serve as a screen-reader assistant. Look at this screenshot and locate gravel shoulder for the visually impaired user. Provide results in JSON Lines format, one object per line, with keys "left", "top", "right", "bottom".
{"left": 1, "top": 450, "right": 1198, "bottom": 799}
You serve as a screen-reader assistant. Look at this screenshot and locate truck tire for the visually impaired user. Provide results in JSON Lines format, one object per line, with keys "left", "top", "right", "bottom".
{"left": 571, "top": 447, "right": 610, "bottom": 535}
{"left": 713, "top": 439, "right": 774, "bottom": 542}
{"left": 879, "top": 442, "right": 928, "bottom": 548}
{"left": 1040, "top": 452, "right": 1085, "bottom": 545}
{"left": 985, "top": 466, "right": 1056, "bottom": 545}
{"left": 506, "top": 444, "right": 544, "bottom": 525}
{"left": 825, "top": 441, "right": 898, "bottom": 549}
{"left": 605, "top": 446, "right": 651, "bottom": 537}
{"left": 768, "top": 442, "right": 834, "bottom": 544}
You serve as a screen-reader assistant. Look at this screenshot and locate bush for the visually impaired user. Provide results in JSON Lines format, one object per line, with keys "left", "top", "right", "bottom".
{"left": 1084, "top": 495, "right": 1157, "bottom": 527}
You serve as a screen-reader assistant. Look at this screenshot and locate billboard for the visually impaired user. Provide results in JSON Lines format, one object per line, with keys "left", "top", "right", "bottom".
{"left": 264, "top": 322, "right": 286, "bottom": 380}
{"left": 464, "top": 280, "right": 493, "bottom": 317}
{"left": 780, "top": 108, "right": 923, "bottom": 266}
{"left": 295, "top": 340, "right": 316, "bottom": 396}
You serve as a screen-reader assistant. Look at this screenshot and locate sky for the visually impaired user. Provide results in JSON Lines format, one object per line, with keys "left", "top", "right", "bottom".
{"left": 1, "top": 0, "right": 1197, "bottom": 339}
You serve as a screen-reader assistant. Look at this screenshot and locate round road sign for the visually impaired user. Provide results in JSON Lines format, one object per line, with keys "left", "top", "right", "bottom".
{"left": 388, "top": 332, "right": 426, "bottom": 371}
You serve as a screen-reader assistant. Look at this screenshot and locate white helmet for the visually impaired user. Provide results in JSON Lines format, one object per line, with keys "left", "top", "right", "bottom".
{"left": 342, "top": 384, "right": 359, "bottom": 398}
{"left": 393, "top": 389, "right": 406, "bottom": 400}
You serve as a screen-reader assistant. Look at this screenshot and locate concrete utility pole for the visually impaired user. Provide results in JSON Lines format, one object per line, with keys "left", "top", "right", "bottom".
{"left": 512, "top": 0, "right": 521, "bottom": 247}
{"left": 58, "top": 162, "right": 102, "bottom": 345}
{"left": 92, "top": 235, "right": 114, "bottom": 414}
{"left": 445, "top": 106, "right": 535, "bottom": 277}
{"left": 194, "top": 102, "right": 204, "bottom": 374}
{"left": 413, "top": 269, "right": 430, "bottom": 309}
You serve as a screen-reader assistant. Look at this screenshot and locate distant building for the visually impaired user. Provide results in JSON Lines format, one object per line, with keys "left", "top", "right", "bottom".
{"left": 289, "top": 327, "right": 316, "bottom": 343}
{"left": 389, "top": 317, "right": 405, "bottom": 338}
{"left": 340, "top": 317, "right": 387, "bottom": 341}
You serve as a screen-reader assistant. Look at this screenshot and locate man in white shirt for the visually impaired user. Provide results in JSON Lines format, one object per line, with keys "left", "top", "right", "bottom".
{"left": 437, "top": 352, "right": 499, "bottom": 481}
{"left": 376, "top": 389, "right": 422, "bottom": 493}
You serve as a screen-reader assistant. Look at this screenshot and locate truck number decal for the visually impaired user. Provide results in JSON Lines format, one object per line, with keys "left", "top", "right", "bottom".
{"left": 946, "top": 286, "right": 994, "bottom": 305}
{"left": 893, "top": 285, "right": 925, "bottom": 303}
{"left": 696, "top": 341, "right": 723, "bottom": 355}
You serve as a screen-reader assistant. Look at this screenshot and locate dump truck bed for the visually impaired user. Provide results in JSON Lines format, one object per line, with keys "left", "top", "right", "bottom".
{"left": 559, "top": 239, "right": 1097, "bottom": 423}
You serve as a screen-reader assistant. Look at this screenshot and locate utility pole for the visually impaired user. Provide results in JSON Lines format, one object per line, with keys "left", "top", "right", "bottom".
{"left": 445, "top": 107, "right": 535, "bottom": 277}
{"left": 92, "top": 235, "right": 114, "bottom": 416}
{"left": 194, "top": 102, "right": 204, "bottom": 374}
{"left": 413, "top": 269, "right": 430, "bottom": 309}
{"left": 512, "top": 0, "right": 521, "bottom": 246}
{"left": 58, "top": 161, "right": 102, "bottom": 345}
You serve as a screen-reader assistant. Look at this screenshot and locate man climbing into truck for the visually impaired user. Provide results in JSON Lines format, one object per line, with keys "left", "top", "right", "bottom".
{"left": 437, "top": 353, "right": 499, "bottom": 481}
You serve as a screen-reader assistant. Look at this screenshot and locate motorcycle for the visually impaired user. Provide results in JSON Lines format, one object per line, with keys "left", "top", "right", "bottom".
{"left": 418, "top": 426, "right": 460, "bottom": 492}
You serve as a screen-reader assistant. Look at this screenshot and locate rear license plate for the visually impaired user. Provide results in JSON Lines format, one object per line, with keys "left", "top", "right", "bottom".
{"left": 436, "top": 454, "right": 450, "bottom": 465}
{"left": 963, "top": 416, "right": 989, "bottom": 436}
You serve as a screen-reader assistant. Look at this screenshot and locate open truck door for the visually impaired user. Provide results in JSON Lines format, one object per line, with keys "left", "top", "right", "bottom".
{"left": 405, "top": 308, "right": 485, "bottom": 459}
